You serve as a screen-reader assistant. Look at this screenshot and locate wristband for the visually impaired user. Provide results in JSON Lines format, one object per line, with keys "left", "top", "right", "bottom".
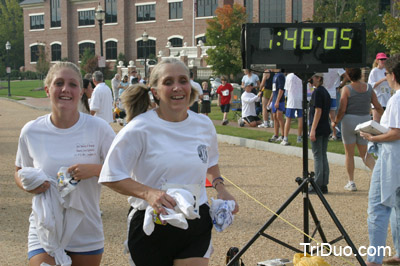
{"left": 214, "top": 181, "right": 225, "bottom": 189}
{"left": 212, "top": 176, "right": 224, "bottom": 188}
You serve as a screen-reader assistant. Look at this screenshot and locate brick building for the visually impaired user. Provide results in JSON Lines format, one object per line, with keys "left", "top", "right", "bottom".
{"left": 20, "top": 0, "right": 315, "bottom": 72}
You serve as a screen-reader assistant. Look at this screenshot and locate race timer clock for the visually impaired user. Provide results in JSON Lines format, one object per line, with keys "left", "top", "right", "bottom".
{"left": 241, "top": 23, "right": 366, "bottom": 72}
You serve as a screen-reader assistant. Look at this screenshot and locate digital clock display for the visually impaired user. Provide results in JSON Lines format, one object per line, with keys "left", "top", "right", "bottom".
{"left": 242, "top": 23, "right": 366, "bottom": 72}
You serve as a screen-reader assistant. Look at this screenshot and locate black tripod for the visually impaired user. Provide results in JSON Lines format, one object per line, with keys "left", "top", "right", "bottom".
{"left": 227, "top": 73, "right": 366, "bottom": 266}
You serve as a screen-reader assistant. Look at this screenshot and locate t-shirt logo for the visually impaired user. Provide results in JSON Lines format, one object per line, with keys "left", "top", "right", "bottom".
{"left": 197, "top": 145, "right": 208, "bottom": 164}
{"left": 222, "top": 90, "right": 229, "bottom": 96}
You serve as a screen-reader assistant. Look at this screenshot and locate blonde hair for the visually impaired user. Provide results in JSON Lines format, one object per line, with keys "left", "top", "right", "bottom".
{"left": 121, "top": 84, "right": 152, "bottom": 122}
{"left": 44, "top": 62, "right": 83, "bottom": 90}
{"left": 372, "top": 59, "right": 378, "bottom": 68}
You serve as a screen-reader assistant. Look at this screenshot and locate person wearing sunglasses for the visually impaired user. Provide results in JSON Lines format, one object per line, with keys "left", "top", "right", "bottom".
{"left": 368, "top": 53, "right": 392, "bottom": 120}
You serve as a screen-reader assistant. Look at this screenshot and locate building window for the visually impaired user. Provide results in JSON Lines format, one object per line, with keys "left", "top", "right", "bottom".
{"left": 137, "top": 4, "right": 156, "bottom": 22}
{"left": 169, "top": 2, "right": 182, "bottom": 19}
{"left": 30, "top": 15, "right": 44, "bottom": 30}
{"left": 244, "top": 0, "right": 253, "bottom": 23}
{"left": 292, "top": 0, "right": 302, "bottom": 22}
{"left": 78, "top": 10, "right": 95, "bottom": 26}
{"left": 30, "top": 45, "right": 44, "bottom": 62}
{"left": 50, "top": 0, "right": 61, "bottom": 27}
{"left": 105, "top": 41, "right": 117, "bottom": 60}
{"left": 169, "top": 38, "right": 183, "bottom": 47}
{"left": 259, "top": 0, "right": 285, "bottom": 23}
{"left": 51, "top": 44, "right": 61, "bottom": 61}
{"left": 105, "top": 0, "right": 117, "bottom": 23}
{"left": 137, "top": 39, "right": 156, "bottom": 59}
{"left": 79, "top": 43, "right": 95, "bottom": 59}
{"left": 196, "top": 36, "right": 206, "bottom": 45}
{"left": 197, "top": 0, "right": 218, "bottom": 17}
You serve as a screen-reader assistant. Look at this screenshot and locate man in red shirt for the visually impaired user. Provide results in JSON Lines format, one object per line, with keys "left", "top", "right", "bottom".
{"left": 217, "top": 76, "right": 234, "bottom": 125}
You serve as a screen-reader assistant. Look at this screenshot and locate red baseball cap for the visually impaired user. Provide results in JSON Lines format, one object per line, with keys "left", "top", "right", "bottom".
{"left": 376, "top": 53, "right": 388, "bottom": 60}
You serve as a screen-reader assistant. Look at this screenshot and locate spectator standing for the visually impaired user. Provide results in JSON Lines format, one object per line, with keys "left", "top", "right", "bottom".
{"left": 189, "top": 72, "right": 203, "bottom": 113}
{"left": 90, "top": 71, "right": 114, "bottom": 123}
{"left": 368, "top": 53, "right": 392, "bottom": 120}
{"left": 258, "top": 69, "right": 274, "bottom": 128}
{"left": 111, "top": 74, "right": 121, "bottom": 102}
{"left": 309, "top": 73, "right": 331, "bottom": 194}
{"left": 281, "top": 73, "right": 303, "bottom": 146}
{"left": 130, "top": 69, "right": 139, "bottom": 84}
{"left": 14, "top": 62, "right": 115, "bottom": 266}
{"left": 200, "top": 81, "right": 211, "bottom": 116}
{"left": 98, "top": 58, "right": 238, "bottom": 266}
{"left": 118, "top": 75, "right": 130, "bottom": 98}
{"left": 361, "top": 55, "right": 400, "bottom": 266}
{"left": 333, "top": 68, "right": 383, "bottom": 192}
{"left": 217, "top": 76, "right": 234, "bottom": 125}
{"left": 241, "top": 69, "right": 260, "bottom": 93}
{"left": 238, "top": 84, "right": 263, "bottom": 127}
{"left": 323, "top": 68, "right": 348, "bottom": 140}
{"left": 268, "top": 69, "right": 286, "bottom": 142}
{"left": 78, "top": 78, "right": 94, "bottom": 114}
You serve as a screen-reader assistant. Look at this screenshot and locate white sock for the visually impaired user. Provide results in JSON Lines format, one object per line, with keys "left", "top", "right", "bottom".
{"left": 283, "top": 137, "right": 288, "bottom": 141}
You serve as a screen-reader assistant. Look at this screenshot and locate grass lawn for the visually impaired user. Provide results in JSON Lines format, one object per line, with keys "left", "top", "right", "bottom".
{"left": 0, "top": 80, "right": 350, "bottom": 156}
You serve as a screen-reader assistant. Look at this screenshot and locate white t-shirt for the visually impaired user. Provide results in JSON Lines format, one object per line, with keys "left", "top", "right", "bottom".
{"left": 380, "top": 90, "right": 400, "bottom": 129}
{"left": 111, "top": 77, "right": 121, "bottom": 101}
{"left": 190, "top": 80, "right": 203, "bottom": 101}
{"left": 90, "top": 82, "right": 114, "bottom": 123}
{"left": 241, "top": 74, "right": 260, "bottom": 87}
{"left": 241, "top": 91, "right": 259, "bottom": 118}
{"left": 16, "top": 113, "right": 115, "bottom": 252}
{"left": 323, "top": 68, "right": 345, "bottom": 99}
{"left": 99, "top": 109, "right": 219, "bottom": 208}
{"left": 284, "top": 73, "right": 303, "bottom": 109}
{"left": 368, "top": 67, "right": 392, "bottom": 107}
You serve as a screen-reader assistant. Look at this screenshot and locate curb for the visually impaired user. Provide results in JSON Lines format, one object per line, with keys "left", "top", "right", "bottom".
{"left": 3, "top": 97, "right": 51, "bottom": 111}
{"left": 217, "top": 134, "right": 370, "bottom": 171}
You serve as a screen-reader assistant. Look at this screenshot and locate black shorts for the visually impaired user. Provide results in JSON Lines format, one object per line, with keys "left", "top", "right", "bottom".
{"left": 244, "top": 115, "right": 260, "bottom": 123}
{"left": 115, "top": 110, "right": 126, "bottom": 119}
{"left": 220, "top": 104, "right": 231, "bottom": 113}
{"left": 128, "top": 204, "right": 212, "bottom": 266}
{"left": 201, "top": 101, "right": 211, "bottom": 114}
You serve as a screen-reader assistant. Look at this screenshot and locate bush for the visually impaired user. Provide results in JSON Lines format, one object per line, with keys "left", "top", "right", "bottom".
{"left": 21, "top": 71, "right": 38, "bottom": 80}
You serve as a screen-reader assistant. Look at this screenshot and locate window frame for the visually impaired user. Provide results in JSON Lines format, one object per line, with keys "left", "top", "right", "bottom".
{"left": 78, "top": 42, "right": 96, "bottom": 60}
{"left": 105, "top": 0, "right": 118, "bottom": 24}
{"left": 137, "top": 39, "right": 156, "bottom": 59}
{"left": 169, "top": 1, "right": 183, "bottom": 20}
{"left": 50, "top": 0, "right": 61, "bottom": 28}
{"left": 136, "top": 3, "right": 156, "bottom": 22}
{"left": 51, "top": 43, "right": 62, "bottom": 62}
{"left": 29, "top": 13, "right": 45, "bottom": 30}
{"left": 105, "top": 40, "right": 118, "bottom": 60}
{"left": 196, "top": 0, "right": 218, "bottom": 17}
{"left": 30, "top": 44, "right": 45, "bottom": 63}
{"left": 78, "top": 9, "right": 95, "bottom": 27}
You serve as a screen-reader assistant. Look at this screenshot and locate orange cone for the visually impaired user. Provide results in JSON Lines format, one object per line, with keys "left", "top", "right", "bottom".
{"left": 205, "top": 178, "right": 212, "bottom": 187}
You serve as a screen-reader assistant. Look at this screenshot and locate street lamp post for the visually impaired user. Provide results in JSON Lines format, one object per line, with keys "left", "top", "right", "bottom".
{"left": 142, "top": 31, "right": 148, "bottom": 78}
{"left": 6, "top": 41, "right": 11, "bottom": 97}
{"left": 95, "top": 4, "right": 105, "bottom": 69}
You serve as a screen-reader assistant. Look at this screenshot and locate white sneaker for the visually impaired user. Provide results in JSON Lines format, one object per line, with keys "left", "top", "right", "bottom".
{"left": 344, "top": 182, "right": 357, "bottom": 191}
{"left": 258, "top": 123, "right": 268, "bottom": 128}
{"left": 297, "top": 137, "right": 303, "bottom": 143}
{"left": 280, "top": 140, "right": 290, "bottom": 146}
{"left": 268, "top": 135, "right": 278, "bottom": 142}
{"left": 269, "top": 121, "right": 274, "bottom": 128}
{"left": 277, "top": 136, "right": 283, "bottom": 142}
{"left": 238, "top": 118, "right": 245, "bottom": 127}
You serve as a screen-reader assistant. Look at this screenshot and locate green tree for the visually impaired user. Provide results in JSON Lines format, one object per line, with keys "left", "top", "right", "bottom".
{"left": 205, "top": 4, "right": 247, "bottom": 79}
{"left": 0, "top": 0, "right": 24, "bottom": 74}
{"left": 374, "top": 2, "right": 400, "bottom": 55}
{"left": 80, "top": 48, "right": 98, "bottom": 77}
{"left": 313, "top": 0, "right": 385, "bottom": 64}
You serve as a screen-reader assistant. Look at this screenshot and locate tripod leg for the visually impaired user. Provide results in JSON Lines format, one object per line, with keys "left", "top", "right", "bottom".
{"left": 226, "top": 178, "right": 309, "bottom": 266}
{"left": 309, "top": 178, "right": 367, "bottom": 266}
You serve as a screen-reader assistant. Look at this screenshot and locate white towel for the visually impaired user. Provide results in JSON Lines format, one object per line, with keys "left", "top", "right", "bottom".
{"left": 19, "top": 167, "right": 85, "bottom": 266}
{"left": 142, "top": 188, "right": 199, "bottom": 236}
{"left": 209, "top": 198, "right": 236, "bottom": 232}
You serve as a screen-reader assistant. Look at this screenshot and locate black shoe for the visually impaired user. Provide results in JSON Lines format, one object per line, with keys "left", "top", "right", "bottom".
{"left": 321, "top": 185, "right": 328, "bottom": 194}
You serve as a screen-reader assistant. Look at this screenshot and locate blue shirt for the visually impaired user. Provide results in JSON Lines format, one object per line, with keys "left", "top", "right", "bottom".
{"left": 272, "top": 72, "right": 285, "bottom": 103}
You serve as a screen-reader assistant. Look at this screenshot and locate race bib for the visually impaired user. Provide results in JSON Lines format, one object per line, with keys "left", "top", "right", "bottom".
{"left": 272, "top": 83, "right": 277, "bottom": 91}
{"left": 222, "top": 90, "right": 229, "bottom": 96}
{"left": 203, "top": 95, "right": 210, "bottom": 101}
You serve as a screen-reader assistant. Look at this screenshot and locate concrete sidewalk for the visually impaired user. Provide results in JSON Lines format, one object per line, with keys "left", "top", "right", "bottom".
{"left": 7, "top": 97, "right": 367, "bottom": 171}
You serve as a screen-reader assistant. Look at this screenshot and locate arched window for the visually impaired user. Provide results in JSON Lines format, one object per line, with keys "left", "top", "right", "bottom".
{"left": 30, "top": 44, "right": 45, "bottom": 62}
{"left": 79, "top": 42, "right": 95, "bottom": 59}
{"left": 51, "top": 43, "right": 61, "bottom": 61}
{"left": 106, "top": 41, "right": 117, "bottom": 60}
{"left": 169, "top": 38, "right": 183, "bottom": 47}
{"left": 137, "top": 39, "right": 156, "bottom": 59}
